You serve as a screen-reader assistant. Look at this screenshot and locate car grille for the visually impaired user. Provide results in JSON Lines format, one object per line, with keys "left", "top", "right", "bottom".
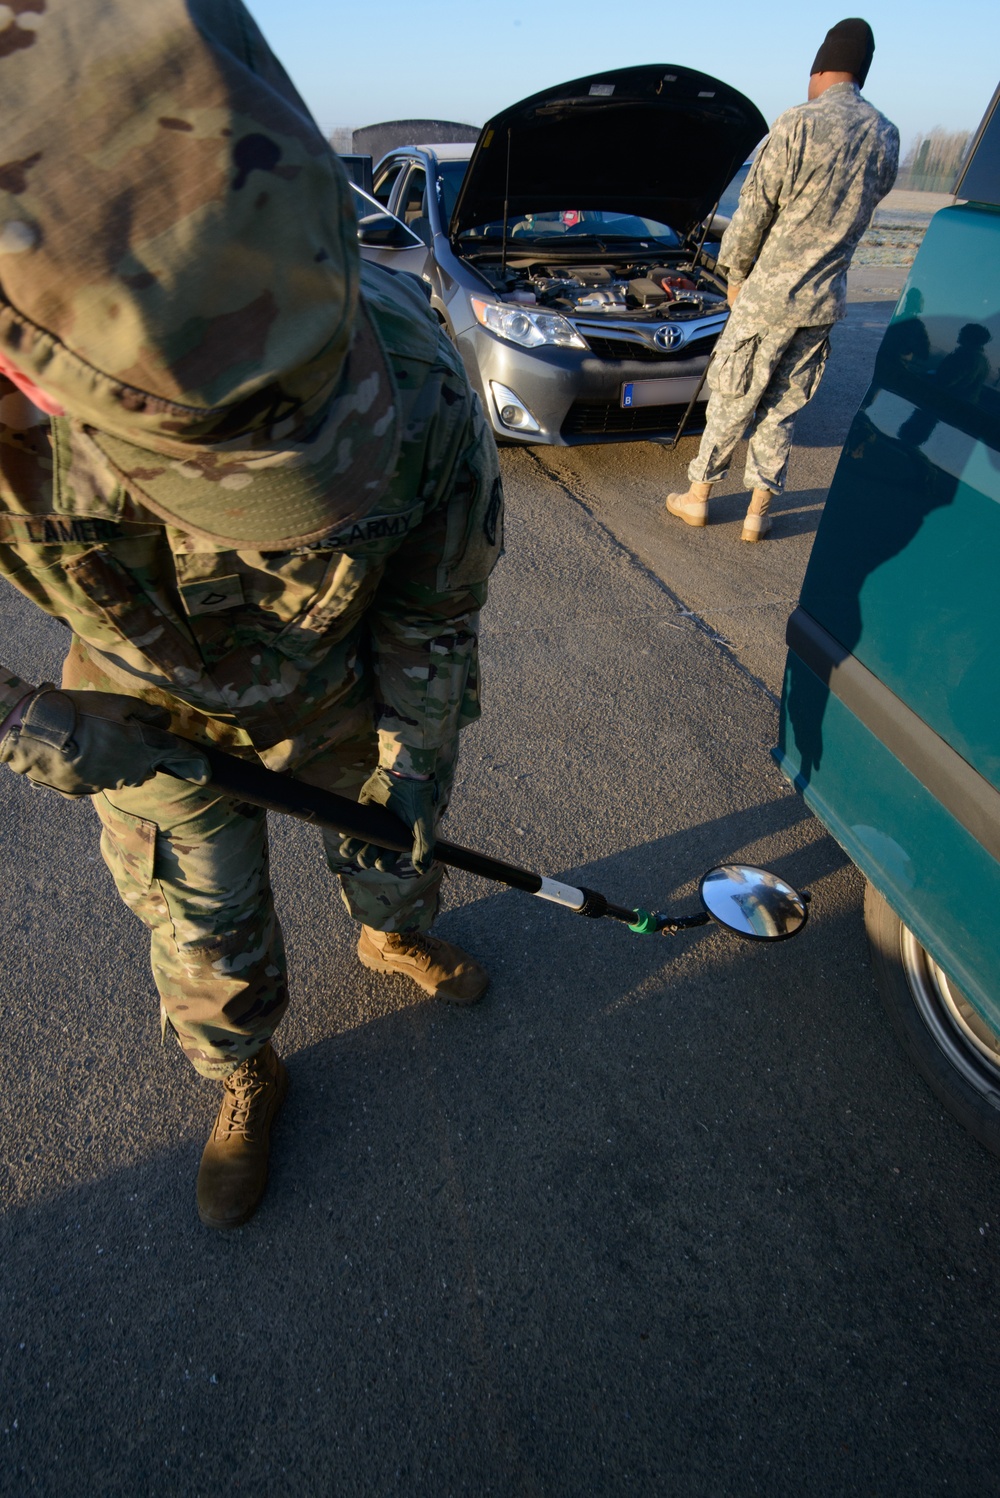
{"left": 582, "top": 333, "right": 717, "bottom": 363}
{"left": 561, "top": 400, "right": 707, "bottom": 438}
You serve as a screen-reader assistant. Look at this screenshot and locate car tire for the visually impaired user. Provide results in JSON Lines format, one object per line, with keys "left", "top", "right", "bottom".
{"left": 864, "top": 881, "right": 1000, "bottom": 1156}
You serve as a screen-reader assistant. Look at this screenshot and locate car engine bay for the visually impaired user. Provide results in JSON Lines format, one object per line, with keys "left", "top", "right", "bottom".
{"left": 473, "top": 258, "right": 728, "bottom": 319}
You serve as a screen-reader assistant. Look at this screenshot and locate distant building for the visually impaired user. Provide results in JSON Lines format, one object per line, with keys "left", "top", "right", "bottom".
{"left": 352, "top": 119, "right": 479, "bottom": 164}
{"left": 329, "top": 127, "right": 354, "bottom": 155}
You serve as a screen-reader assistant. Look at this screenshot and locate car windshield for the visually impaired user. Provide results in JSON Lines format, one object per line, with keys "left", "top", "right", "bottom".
{"left": 436, "top": 158, "right": 753, "bottom": 242}
{"left": 717, "top": 164, "right": 751, "bottom": 217}
{"left": 435, "top": 160, "right": 472, "bottom": 223}
{"left": 456, "top": 208, "right": 681, "bottom": 247}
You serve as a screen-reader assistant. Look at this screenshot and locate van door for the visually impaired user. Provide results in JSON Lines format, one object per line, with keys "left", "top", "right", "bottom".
{"left": 776, "top": 83, "right": 1000, "bottom": 1150}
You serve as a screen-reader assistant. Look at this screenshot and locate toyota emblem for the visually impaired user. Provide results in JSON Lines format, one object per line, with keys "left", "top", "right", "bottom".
{"left": 654, "top": 324, "right": 683, "bottom": 350}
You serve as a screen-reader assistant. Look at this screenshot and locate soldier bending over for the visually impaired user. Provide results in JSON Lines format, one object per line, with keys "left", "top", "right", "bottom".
{"left": 0, "top": 0, "right": 502, "bottom": 1229}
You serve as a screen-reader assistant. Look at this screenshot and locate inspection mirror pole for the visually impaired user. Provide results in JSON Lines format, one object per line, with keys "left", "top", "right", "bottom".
{"left": 182, "top": 744, "right": 809, "bottom": 943}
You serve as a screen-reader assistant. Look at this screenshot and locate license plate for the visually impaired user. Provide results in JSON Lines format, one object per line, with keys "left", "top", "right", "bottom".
{"left": 621, "top": 379, "right": 683, "bottom": 409}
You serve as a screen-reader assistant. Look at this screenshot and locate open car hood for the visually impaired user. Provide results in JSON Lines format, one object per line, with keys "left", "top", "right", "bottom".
{"left": 449, "top": 65, "right": 767, "bottom": 243}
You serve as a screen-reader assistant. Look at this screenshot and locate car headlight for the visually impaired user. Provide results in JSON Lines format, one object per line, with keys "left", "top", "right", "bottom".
{"left": 470, "top": 297, "right": 586, "bottom": 351}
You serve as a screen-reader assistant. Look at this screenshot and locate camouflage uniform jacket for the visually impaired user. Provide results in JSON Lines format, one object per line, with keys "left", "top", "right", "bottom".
{"left": 718, "top": 83, "right": 899, "bottom": 332}
{"left": 0, "top": 263, "right": 503, "bottom": 778}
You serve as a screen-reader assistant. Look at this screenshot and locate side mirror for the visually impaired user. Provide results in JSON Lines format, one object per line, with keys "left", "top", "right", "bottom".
{"left": 357, "top": 212, "right": 424, "bottom": 250}
{"left": 699, "top": 865, "right": 809, "bottom": 941}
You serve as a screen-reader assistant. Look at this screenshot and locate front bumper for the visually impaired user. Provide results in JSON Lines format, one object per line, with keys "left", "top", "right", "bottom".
{"left": 453, "top": 325, "right": 711, "bottom": 445}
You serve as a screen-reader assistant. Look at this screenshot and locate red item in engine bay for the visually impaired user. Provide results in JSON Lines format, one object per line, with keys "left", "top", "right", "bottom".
{"left": 657, "top": 274, "right": 698, "bottom": 300}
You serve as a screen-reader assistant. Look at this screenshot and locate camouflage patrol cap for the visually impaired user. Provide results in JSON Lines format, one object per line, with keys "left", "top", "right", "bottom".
{"left": 0, "top": 0, "right": 399, "bottom": 547}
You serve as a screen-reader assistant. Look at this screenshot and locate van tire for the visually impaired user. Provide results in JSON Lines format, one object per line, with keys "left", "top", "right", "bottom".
{"left": 864, "top": 882, "right": 1000, "bottom": 1157}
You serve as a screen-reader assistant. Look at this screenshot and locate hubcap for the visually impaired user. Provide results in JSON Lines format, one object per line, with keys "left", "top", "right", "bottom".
{"left": 901, "top": 925, "right": 1000, "bottom": 1099}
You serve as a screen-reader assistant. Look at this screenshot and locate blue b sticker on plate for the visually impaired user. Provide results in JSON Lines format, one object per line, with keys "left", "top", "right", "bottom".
{"left": 621, "top": 377, "right": 681, "bottom": 409}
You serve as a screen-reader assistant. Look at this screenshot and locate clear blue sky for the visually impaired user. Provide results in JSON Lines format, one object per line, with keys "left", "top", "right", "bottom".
{"left": 243, "top": 0, "right": 998, "bottom": 153}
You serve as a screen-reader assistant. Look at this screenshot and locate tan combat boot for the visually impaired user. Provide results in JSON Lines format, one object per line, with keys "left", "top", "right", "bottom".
{"left": 665, "top": 480, "right": 713, "bottom": 527}
{"left": 196, "top": 1042, "right": 288, "bottom": 1230}
{"left": 741, "top": 487, "right": 774, "bottom": 542}
{"left": 357, "top": 927, "right": 489, "bottom": 1005}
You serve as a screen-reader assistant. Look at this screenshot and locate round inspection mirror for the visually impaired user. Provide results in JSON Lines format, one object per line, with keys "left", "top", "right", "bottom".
{"left": 699, "top": 865, "right": 809, "bottom": 942}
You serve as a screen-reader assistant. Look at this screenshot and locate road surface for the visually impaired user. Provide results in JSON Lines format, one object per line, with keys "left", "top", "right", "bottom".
{"left": 3, "top": 265, "right": 999, "bottom": 1498}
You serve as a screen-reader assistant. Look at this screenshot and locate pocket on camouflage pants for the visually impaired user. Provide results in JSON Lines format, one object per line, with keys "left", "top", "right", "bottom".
{"left": 709, "top": 334, "right": 761, "bottom": 397}
{"left": 94, "top": 778, "right": 287, "bottom": 1078}
{"left": 97, "top": 797, "right": 157, "bottom": 899}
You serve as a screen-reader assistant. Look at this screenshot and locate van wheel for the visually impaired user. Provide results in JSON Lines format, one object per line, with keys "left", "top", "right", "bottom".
{"left": 864, "top": 882, "right": 1000, "bottom": 1156}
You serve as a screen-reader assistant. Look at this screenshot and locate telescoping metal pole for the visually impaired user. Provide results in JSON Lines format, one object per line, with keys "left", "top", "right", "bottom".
{"left": 192, "top": 744, "right": 707, "bottom": 936}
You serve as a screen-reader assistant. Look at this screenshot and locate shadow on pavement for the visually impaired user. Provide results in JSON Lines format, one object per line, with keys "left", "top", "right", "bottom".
{"left": 4, "top": 793, "right": 1000, "bottom": 1496}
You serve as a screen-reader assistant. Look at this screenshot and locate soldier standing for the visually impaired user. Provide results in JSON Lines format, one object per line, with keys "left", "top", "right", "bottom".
{"left": 665, "top": 18, "right": 899, "bottom": 541}
{"left": 0, "top": 0, "right": 502, "bottom": 1229}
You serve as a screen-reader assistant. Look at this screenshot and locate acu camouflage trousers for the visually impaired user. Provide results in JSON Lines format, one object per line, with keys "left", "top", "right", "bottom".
{"left": 688, "top": 322, "right": 833, "bottom": 493}
{"left": 93, "top": 697, "right": 458, "bottom": 1080}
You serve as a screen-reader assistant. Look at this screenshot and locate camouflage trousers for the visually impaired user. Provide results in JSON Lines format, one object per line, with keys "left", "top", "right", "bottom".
{"left": 688, "top": 322, "right": 833, "bottom": 493}
{"left": 93, "top": 700, "right": 458, "bottom": 1080}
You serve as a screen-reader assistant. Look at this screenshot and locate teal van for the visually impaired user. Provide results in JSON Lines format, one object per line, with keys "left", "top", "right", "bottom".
{"left": 776, "top": 84, "right": 1000, "bottom": 1154}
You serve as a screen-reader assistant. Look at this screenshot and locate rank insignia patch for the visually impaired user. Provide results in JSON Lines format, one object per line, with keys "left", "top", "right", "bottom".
{"left": 179, "top": 574, "right": 246, "bottom": 616}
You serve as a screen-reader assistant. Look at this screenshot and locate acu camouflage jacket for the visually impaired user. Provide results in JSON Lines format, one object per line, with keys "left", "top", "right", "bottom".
{"left": 718, "top": 82, "right": 899, "bottom": 332}
{"left": 0, "top": 265, "right": 503, "bottom": 778}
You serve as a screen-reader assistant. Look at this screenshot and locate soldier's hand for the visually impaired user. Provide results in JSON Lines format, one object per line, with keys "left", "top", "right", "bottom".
{"left": 0, "top": 687, "right": 211, "bottom": 798}
{"left": 726, "top": 281, "right": 742, "bottom": 309}
{"left": 340, "top": 767, "right": 438, "bottom": 876}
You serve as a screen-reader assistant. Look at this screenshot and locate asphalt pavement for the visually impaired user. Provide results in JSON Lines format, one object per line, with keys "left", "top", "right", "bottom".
{"left": 3, "top": 266, "right": 1000, "bottom": 1497}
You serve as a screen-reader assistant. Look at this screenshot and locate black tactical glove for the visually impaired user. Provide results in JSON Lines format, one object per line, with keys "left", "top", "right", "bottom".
{"left": 339, "top": 767, "right": 438, "bottom": 876}
{"left": 0, "top": 687, "right": 210, "bottom": 797}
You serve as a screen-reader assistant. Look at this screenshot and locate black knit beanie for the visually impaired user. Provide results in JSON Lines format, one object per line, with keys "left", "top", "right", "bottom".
{"left": 811, "top": 18, "right": 875, "bottom": 85}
